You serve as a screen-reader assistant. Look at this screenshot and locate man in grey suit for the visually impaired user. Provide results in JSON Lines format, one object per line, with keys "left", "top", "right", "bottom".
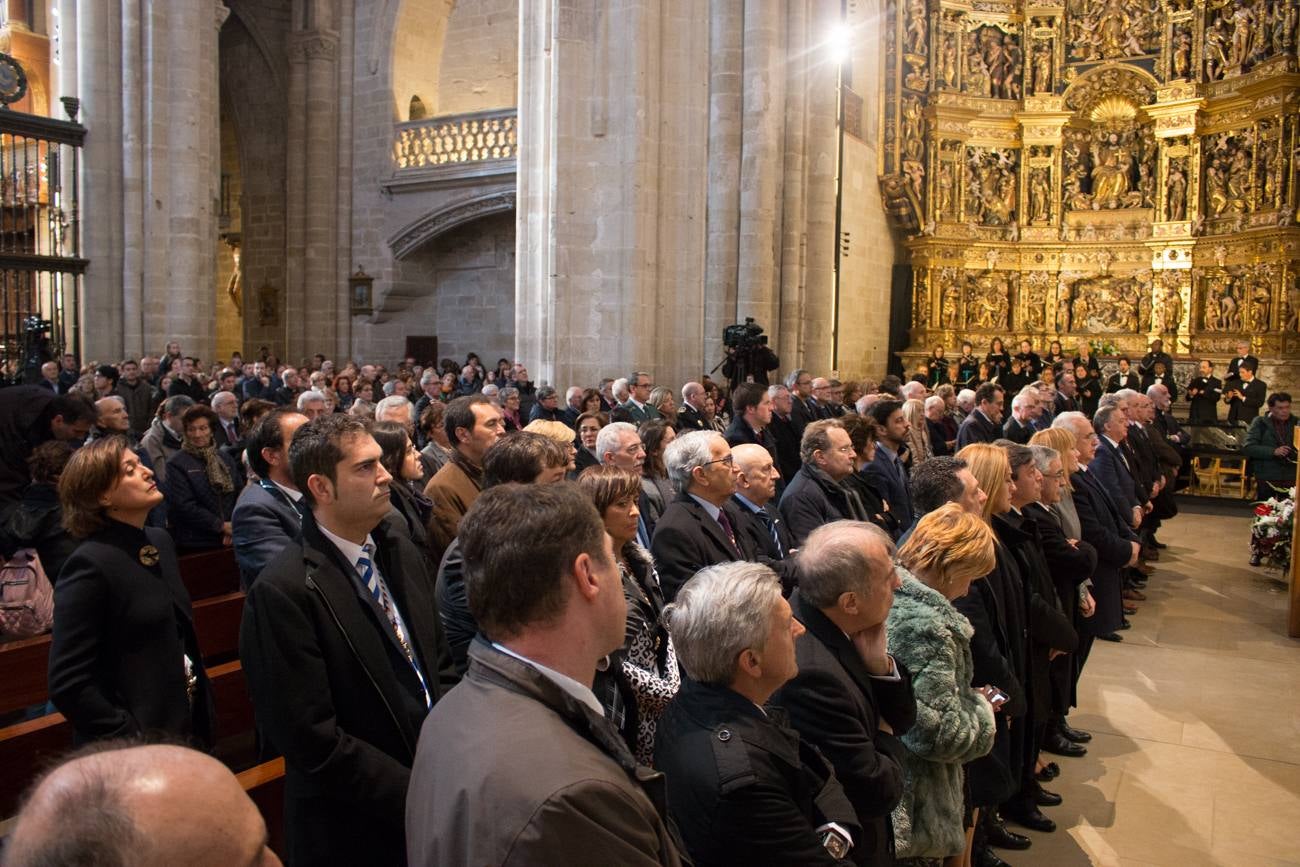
{"left": 232, "top": 408, "right": 309, "bottom": 587}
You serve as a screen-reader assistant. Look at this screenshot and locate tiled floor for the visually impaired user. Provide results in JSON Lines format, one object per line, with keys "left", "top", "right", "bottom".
{"left": 1021, "top": 501, "right": 1300, "bottom": 866}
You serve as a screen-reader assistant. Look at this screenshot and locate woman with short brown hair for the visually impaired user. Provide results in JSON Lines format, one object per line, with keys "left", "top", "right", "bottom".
{"left": 49, "top": 436, "right": 214, "bottom": 746}
{"left": 163, "top": 404, "right": 243, "bottom": 552}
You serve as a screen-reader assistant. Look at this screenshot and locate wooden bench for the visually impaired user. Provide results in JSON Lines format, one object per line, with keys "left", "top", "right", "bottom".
{"left": 0, "top": 660, "right": 258, "bottom": 818}
{"left": 239, "top": 757, "right": 287, "bottom": 856}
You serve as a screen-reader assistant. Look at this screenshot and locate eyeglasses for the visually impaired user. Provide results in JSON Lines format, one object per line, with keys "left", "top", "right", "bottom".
{"left": 701, "top": 455, "right": 735, "bottom": 468}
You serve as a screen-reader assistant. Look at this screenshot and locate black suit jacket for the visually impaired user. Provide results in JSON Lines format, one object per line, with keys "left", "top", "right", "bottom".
{"left": 1070, "top": 469, "right": 1137, "bottom": 636}
{"left": 1105, "top": 371, "right": 1140, "bottom": 393}
{"left": 724, "top": 417, "right": 775, "bottom": 454}
{"left": 213, "top": 417, "right": 242, "bottom": 449}
{"left": 956, "top": 410, "right": 1000, "bottom": 448}
{"left": 768, "top": 413, "right": 803, "bottom": 485}
{"left": 48, "top": 522, "right": 214, "bottom": 747}
{"left": 790, "top": 395, "right": 819, "bottom": 439}
{"left": 677, "top": 404, "right": 709, "bottom": 432}
{"left": 240, "top": 514, "right": 458, "bottom": 866}
{"left": 1224, "top": 377, "right": 1266, "bottom": 424}
{"left": 1225, "top": 354, "right": 1258, "bottom": 381}
{"left": 1186, "top": 376, "right": 1222, "bottom": 423}
{"left": 776, "top": 593, "right": 916, "bottom": 865}
{"left": 1090, "top": 437, "right": 1141, "bottom": 512}
{"left": 731, "top": 495, "right": 800, "bottom": 594}
{"left": 232, "top": 481, "right": 303, "bottom": 588}
{"left": 780, "top": 465, "right": 857, "bottom": 547}
{"left": 1001, "top": 416, "right": 1034, "bottom": 445}
{"left": 655, "top": 679, "right": 860, "bottom": 867}
{"left": 649, "top": 493, "right": 749, "bottom": 602}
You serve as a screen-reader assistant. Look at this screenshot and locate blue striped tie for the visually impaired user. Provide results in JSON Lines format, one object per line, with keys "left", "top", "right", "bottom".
{"left": 357, "top": 544, "right": 431, "bottom": 708}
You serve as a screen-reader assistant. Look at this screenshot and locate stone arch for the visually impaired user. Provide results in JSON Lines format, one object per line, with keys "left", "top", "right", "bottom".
{"left": 224, "top": 3, "right": 284, "bottom": 94}
{"left": 388, "top": 0, "right": 455, "bottom": 121}
{"left": 1062, "top": 63, "right": 1160, "bottom": 113}
{"left": 387, "top": 189, "right": 516, "bottom": 261}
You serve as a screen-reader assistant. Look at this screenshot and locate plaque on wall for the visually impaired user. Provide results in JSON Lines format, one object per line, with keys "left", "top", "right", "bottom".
{"left": 256, "top": 283, "right": 280, "bottom": 327}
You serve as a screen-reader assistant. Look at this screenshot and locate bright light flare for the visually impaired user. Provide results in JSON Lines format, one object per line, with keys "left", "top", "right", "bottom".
{"left": 828, "top": 23, "right": 852, "bottom": 64}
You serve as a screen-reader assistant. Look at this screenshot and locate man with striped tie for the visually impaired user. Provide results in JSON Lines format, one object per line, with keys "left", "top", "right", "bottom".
{"left": 240, "top": 414, "right": 458, "bottom": 867}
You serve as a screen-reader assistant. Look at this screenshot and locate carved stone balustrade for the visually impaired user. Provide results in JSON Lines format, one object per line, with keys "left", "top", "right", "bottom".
{"left": 385, "top": 108, "right": 517, "bottom": 194}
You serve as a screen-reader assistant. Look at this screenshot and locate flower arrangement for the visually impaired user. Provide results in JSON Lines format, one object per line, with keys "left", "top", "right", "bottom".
{"left": 1250, "top": 487, "right": 1294, "bottom": 571}
{"left": 1089, "top": 339, "right": 1119, "bottom": 357}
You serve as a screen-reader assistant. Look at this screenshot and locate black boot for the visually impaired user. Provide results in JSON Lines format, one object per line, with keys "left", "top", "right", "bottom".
{"left": 985, "top": 812, "right": 1032, "bottom": 850}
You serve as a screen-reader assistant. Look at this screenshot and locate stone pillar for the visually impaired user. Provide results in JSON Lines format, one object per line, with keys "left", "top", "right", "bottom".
{"left": 517, "top": 0, "right": 708, "bottom": 389}
{"left": 76, "top": 0, "right": 125, "bottom": 361}
{"left": 703, "top": 0, "right": 743, "bottom": 371}
{"left": 301, "top": 30, "right": 340, "bottom": 359}
{"left": 778, "top": 0, "right": 809, "bottom": 370}
{"left": 800, "top": 0, "right": 840, "bottom": 372}
{"left": 736, "top": 0, "right": 786, "bottom": 332}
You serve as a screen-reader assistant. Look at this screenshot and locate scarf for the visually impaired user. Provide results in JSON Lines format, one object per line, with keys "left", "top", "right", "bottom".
{"left": 183, "top": 439, "right": 235, "bottom": 494}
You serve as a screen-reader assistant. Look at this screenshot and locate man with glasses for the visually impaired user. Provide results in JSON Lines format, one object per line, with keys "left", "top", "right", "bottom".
{"left": 779, "top": 419, "right": 861, "bottom": 546}
{"left": 650, "top": 430, "right": 751, "bottom": 601}
{"left": 595, "top": 421, "right": 657, "bottom": 544}
{"left": 621, "top": 370, "right": 660, "bottom": 423}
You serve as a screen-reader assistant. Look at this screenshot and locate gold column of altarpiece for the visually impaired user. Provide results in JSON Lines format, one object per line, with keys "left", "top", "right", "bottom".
{"left": 880, "top": 0, "right": 1300, "bottom": 388}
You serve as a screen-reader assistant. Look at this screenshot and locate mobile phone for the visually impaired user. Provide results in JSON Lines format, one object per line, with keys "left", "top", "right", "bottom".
{"left": 988, "top": 688, "right": 1009, "bottom": 706}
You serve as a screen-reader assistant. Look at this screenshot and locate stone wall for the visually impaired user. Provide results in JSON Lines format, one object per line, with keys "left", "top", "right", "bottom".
{"left": 437, "top": 0, "right": 517, "bottom": 115}
{"left": 391, "top": 0, "right": 452, "bottom": 118}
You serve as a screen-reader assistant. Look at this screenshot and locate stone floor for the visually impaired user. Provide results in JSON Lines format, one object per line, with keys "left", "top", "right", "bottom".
{"left": 1022, "top": 500, "right": 1300, "bottom": 866}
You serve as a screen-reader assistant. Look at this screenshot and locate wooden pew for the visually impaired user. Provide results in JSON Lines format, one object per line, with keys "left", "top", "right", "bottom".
{"left": 239, "top": 758, "right": 286, "bottom": 857}
{"left": 0, "top": 661, "right": 257, "bottom": 818}
{"left": 177, "top": 548, "right": 241, "bottom": 601}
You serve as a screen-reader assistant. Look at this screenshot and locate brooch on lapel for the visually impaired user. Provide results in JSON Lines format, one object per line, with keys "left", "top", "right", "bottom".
{"left": 138, "top": 545, "right": 160, "bottom": 567}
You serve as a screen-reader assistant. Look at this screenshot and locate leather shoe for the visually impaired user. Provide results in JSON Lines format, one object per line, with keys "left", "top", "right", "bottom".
{"left": 1036, "top": 788, "right": 1063, "bottom": 807}
{"left": 1142, "top": 547, "right": 1159, "bottom": 561}
{"left": 1043, "top": 732, "right": 1087, "bottom": 757}
{"left": 1058, "top": 722, "right": 1092, "bottom": 743}
{"left": 1123, "top": 604, "right": 1138, "bottom": 615}
{"left": 1098, "top": 632, "right": 1124, "bottom": 642}
{"left": 1137, "top": 562, "right": 1156, "bottom": 576}
{"left": 1034, "top": 761, "right": 1060, "bottom": 782}
{"left": 1150, "top": 537, "right": 1168, "bottom": 549}
{"left": 1118, "top": 617, "right": 1132, "bottom": 630}
{"left": 1123, "top": 588, "right": 1147, "bottom": 601}
{"left": 985, "top": 817, "right": 1032, "bottom": 850}
{"left": 974, "top": 845, "right": 1013, "bottom": 867}
{"left": 1005, "top": 807, "right": 1057, "bottom": 833}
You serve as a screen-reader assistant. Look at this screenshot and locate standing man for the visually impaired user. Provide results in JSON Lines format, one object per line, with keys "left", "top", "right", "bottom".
{"left": 115, "top": 359, "right": 158, "bottom": 438}
{"left": 1105, "top": 357, "right": 1140, "bottom": 394}
{"left": 424, "top": 395, "right": 505, "bottom": 558}
{"left": 1243, "top": 393, "right": 1297, "bottom": 504}
{"left": 57, "top": 352, "right": 80, "bottom": 393}
{"left": 406, "top": 484, "right": 683, "bottom": 866}
{"left": 561, "top": 386, "right": 586, "bottom": 428}
{"left": 867, "top": 401, "right": 916, "bottom": 530}
{"left": 779, "top": 419, "right": 860, "bottom": 547}
{"left": 956, "top": 383, "right": 1005, "bottom": 448}
{"left": 1223, "top": 361, "right": 1267, "bottom": 424}
{"left": 767, "top": 384, "right": 803, "bottom": 484}
{"left": 211, "top": 391, "right": 242, "bottom": 449}
{"left": 1225, "top": 340, "right": 1258, "bottom": 382}
{"left": 621, "top": 371, "right": 660, "bottom": 422}
{"left": 240, "top": 414, "right": 457, "bottom": 866}
{"left": 1137, "top": 339, "right": 1173, "bottom": 381}
{"left": 786, "top": 369, "right": 819, "bottom": 439}
{"left": 774, "top": 521, "right": 916, "bottom": 864}
{"left": 167, "top": 357, "right": 208, "bottom": 403}
{"left": 1053, "top": 372, "right": 1079, "bottom": 416}
{"left": 37, "top": 360, "right": 60, "bottom": 393}
{"left": 231, "top": 408, "right": 310, "bottom": 587}
{"left": 678, "top": 382, "right": 710, "bottom": 431}
{"left": 724, "top": 382, "right": 776, "bottom": 455}
{"left": 1186, "top": 360, "right": 1222, "bottom": 424}
{"left": 731, "top": 443, "right": 798, "bottom": 592}
{"left": 1002, "top": 391, "right": 1038, "bottom": 444}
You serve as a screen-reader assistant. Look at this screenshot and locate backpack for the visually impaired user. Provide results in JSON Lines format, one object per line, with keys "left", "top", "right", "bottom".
{"left": 0, "top": 548, "right": 54, "bottom": 639}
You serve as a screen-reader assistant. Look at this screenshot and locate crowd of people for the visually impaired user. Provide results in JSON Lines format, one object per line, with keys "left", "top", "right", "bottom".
{"left": 0, "top": 333, "right": 1295, "bottom": 867}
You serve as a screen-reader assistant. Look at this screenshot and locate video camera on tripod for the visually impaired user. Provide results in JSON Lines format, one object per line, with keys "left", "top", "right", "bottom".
{"left": 718, "top": 318, "right": 779, "bottom": 387}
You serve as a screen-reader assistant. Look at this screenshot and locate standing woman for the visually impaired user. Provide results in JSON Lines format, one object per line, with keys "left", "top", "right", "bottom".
{"left": 902, "top": 398, "right": 934, "bottom": 467}
{"left": 49, "top": 436, "right": 214, "bottom": 746}
{"left": 890, "top": 503, "right": 999, "bottom": 864}
{"left": 927, "top": 346, "right": 951, "bottom": 388}
{"left": 576, "top": 466, "right": 680, "bottom": 765}
{"left": 499, "top": 387, "right": 523, "bottom": 432}
{"left": 985, "top": 338, "right": 1011, "bottom": 381}
{"left": 638, "top": 419, "right": 677, "bottom": 529}
{"left": 332, "top": 374, "right": 356, "bottom": 411}
{"left": 164, "top": 405, "right": 243, "bottom": 552}
{"left": 957, "top": 342, "right": 980, "bottom": 389}
{"left": 372, "top": 421, "right": 433, "bottom": 554}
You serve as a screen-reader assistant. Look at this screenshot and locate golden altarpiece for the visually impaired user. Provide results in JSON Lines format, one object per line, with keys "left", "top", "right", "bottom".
{"left": 880, "top": 0, "right": 1300, "bottom": 391}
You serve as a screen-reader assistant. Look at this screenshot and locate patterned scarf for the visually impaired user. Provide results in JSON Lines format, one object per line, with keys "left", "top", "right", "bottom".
{"left": 182, "top": 438, "right": 235, "bottom": 494}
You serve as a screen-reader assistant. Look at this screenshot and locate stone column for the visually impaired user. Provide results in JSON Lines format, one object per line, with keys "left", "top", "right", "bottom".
{"left": 778, "top": 0, "right": 809, "bottom": 370}
{"left": 704, "top": 0, "right": 743, "bottom": 370}
{"left": 736, "top": 0, "right": 786, "bottom": 336}
{"left": 76, "top": 0, "right": 125, "bottom": 361}
{"left": 800, "top": 0, "right": 840, "bottom": 372}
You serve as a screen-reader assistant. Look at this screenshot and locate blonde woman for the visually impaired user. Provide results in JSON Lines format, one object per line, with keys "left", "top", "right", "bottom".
{"left": 903, "top": 398, "right": 933, "bottom": 465}
{"left": 950, "top": 443, "right": 1029, "bottom": 858}
{"left": 522, "top": 419, "right": 578, "bottom": 474}
{"left": 889, "top": 503, "right": 999, "bottom": 865}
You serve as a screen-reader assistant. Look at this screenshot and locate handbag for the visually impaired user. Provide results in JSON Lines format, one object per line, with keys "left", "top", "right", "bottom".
{"left": 0, "top": 548, "right": 55, "bottom": 639}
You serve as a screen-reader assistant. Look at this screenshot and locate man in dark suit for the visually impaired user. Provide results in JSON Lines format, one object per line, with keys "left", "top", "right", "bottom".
{"left": 786, "top": 368, "right": 819, "bottom": 439}
{"left": 677, "top": 381, "right": 710, "bottom": 432}
{"left": 1137, "top": 339, "right": 1173, "bottom": 381}
{"left": 1002, "top": 390, "right": 1038, "bottom": 444}
{"left": 1186, "top": 359, "right": 1222, "bottom": 424}
{"left": 1089, "top": 404, "right": 1144, "bottom": 522}
{"left": 210, "top": 391, "right": 242, "bottom": 449}
{"left": 1225, "top": 340, "right": 1258, "bottom": 382}
{"left": 650, "top": 429, "right": 751, "bottom": 602}
{"left": 240, "top": 414, "right": 458, "bottom": 866}
{"left": 731, "top": 443, "right": 798, "bottom": 593}
{"left": 1053, "top": 372, "right": 1079, "bottom": 416}
{"left": 232, "top": 408, "right": 309, "bottom": 587}
{"left": 779, "top": 419, "right": 860, "bottom": 547}
{"left": 656, "top": 562, "right": 861, "bottom": 866}
{"left": 774, "top": 521, "right": 916, "bottom": 865}
{"left": 166, "top": 357, "right": 208, "bottom": 403}
{"left": 1104, "top": 357, "right": 1140, "bottom": 393}
{"left": 1055, "top": 412, "right": 1140, "bottom": 647}
{"left": 768, "top": 384, "right": 804, "bottom": 485}
{"left": 956, "top": 383, "right": 1004, "bottom": 448}
{"left": 619, "top": 370, "right": 660, "bottom": 423}
{"left": 0, "top": 388, "right": 97, "bottom": 506}
{"left": 1223, "top": 362, "right": 1267, "bottom": 424}
{"left": 866, "top": 401, "right": 915, "bottom": 531}
{"left": 724, "top": 382, "right": 776, "bottom": 458}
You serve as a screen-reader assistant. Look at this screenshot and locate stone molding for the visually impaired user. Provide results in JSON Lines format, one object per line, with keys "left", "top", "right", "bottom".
{"left": 288, "top": 30, "right": 339, "bottom": 63}
{"left": 386, "top": 188, "right": 516, "bottom": 261}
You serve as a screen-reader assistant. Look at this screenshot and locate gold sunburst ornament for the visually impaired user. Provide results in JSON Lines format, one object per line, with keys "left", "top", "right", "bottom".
{"left": 1090, "top": 95, "right": 1138, "bottom": 124}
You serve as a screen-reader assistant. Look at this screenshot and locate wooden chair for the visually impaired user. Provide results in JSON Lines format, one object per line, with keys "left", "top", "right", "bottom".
{"left": 1213, "top": 456, "right": 1250, "bottom": 498}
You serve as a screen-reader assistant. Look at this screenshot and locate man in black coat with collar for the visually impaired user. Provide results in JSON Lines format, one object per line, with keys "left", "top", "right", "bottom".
{"left": 786, "top": 369, "right": 820, "bottom": 439}
{"left": 774, "top": 521, "right": 916, "bottom": 865}
{"left": 677, "top": 381, "right": 711, "bottom": 432}
{"left": 1225, "top": 340, "right": 1258, "bottom": 382}
{"left": 724, "top": 382, "right": 777, "bottom": 460}
{"left": 657, "top": 561, "right": 862, "bottom": 866}
{"left": 956, "top": 383, "right": 1005, "bottom": 448}
{"left": 768, "top": 384, "right": 804, "bottom": 486}
{"left": 780, "top": 419, "right": 862, "bottom": 546}
{"left": 1089, "top": 405, "right": 1144, "bottom": 516}
{"left": 239, "top": 415, "right": 458, "bottom": 867}
{"left": 1104, "top": 357, "right": 1141, "bottom": 394}
{"left": 650, "top": 429, "right": 753, "bottom": 602}
{"left": 1223, "top": 363, "right": 1267, "bottom": 424}
{"left": 731, "top": 443, "right": 799, "bottom": 594}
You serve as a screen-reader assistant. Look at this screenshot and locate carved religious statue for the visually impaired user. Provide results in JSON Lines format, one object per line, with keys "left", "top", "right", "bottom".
{"left": 1032, "top": 42, "right": 1053, "bottom": 93}
{"left": 1166, "top": 163, "right": 1188, "bottom": 221}
{"left": 1030, "top": 168, "right": 1050, "bottom": 222}
{"left": 1172, "top": 29, "right": 1192, "bottom": 79}
{"left": 939, "top": 33, "right": 958, "bottom": 88}
{"left": 1285, "top": 277, "right": 1300, "bottom": 332}
{"left": 1091, "top": 132, "right": 1132, "bottom": 209}
{"left": 901, "top": 98, "right": 925, "bottom": 161}
{"left": 1205, "top": 18, "right": 1229, "bottom": 80}
{"left": 906, "top": 0, "right": 929, "bottom": 55}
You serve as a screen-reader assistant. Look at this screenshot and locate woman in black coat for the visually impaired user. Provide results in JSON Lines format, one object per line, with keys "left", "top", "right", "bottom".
{"left": 163, "top": 404, "right": 242, "bottom": 552}
{"left": 985, "top": 337, "right": 1011, "bottom": 381}
{"left": 840, "top": 414, "right": 901, "bottom": 540}
{"left": 48, "top": 436, "right": 214, "bottom": 746}
{"left": 372, "top": 421, "right": 433, "bottom": 554}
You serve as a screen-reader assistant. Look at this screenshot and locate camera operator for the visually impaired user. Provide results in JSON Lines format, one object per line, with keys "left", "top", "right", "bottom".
{"left": 721, "top": 319, "right": 779, "bottom": 391}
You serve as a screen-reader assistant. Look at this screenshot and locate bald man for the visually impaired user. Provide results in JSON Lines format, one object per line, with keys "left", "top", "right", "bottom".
{"left": 93, "top": 396, "right": 131, "bottom": 440}
{"left": 730, "top": 443, "right": 798, "bottom": 593}
{"left": 4, "top": 743, "right": 281, "bottom": 867}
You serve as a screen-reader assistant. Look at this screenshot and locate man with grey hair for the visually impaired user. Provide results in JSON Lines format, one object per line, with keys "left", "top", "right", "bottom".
{"left": 955, "top": 388, "right": 976, "bottom": 420}
{"left": 767, "top": 383, "right": 802, "bottom": 483}
{"left": 786, "top": 368, "right": 819, "bottom": 438}
{"left": 621, "top": 371, "right": 659, "bottom": 422}
{"left": 211, "top": 389, "right": 242, "bottom": 449}
{"left": 611, "top": 377, "right": 631, "bottom": 405}
{"left": 924, "top": 394, "right": 955, "bottom": 456}
{"left": 899, "top": 380, "right": 926, "bottom": 402}
{"left": 1002, "top": 390, "right": 1038, "bottom": 444}
{"left": 775, "top": 520, "right": 915, "bottom": 865}
{"left": 596, "top": 421, "right": 654, "bottom": 546}
{"left": 376, "top": 394, "right": 417, "bottom": 435}
{"left": 90, "top": 395, "right": 132, "bottom": 442}
{"left": 678, "top": 381, "right": 709, "bottom": 431}
{"left": 780, "top": 418, "right": 860, "bottom": 547}
{"left": 297, "top": 388, "right": 328, "bottom": 420}
{"left": 415, "top": 368, "right": 441, "bottom": 417}
{"left": 140, "top": 394, "right": 195, "bottom": 484}
{"left": 528, "top": 385, "right": 563, "bottom": 423}
{"left": 561, "top": 386, "right": 585, "bottom": 428}
{"left": 649, "top": 430, "right": 748, "bottom": 602}
{"left": 655, "top": 561, "right": 861, "bottom": 866}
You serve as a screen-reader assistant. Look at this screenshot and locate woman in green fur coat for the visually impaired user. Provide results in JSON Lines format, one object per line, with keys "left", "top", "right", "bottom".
{"left": 888, "top": 503, "right": 1000, "bottom": 863}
